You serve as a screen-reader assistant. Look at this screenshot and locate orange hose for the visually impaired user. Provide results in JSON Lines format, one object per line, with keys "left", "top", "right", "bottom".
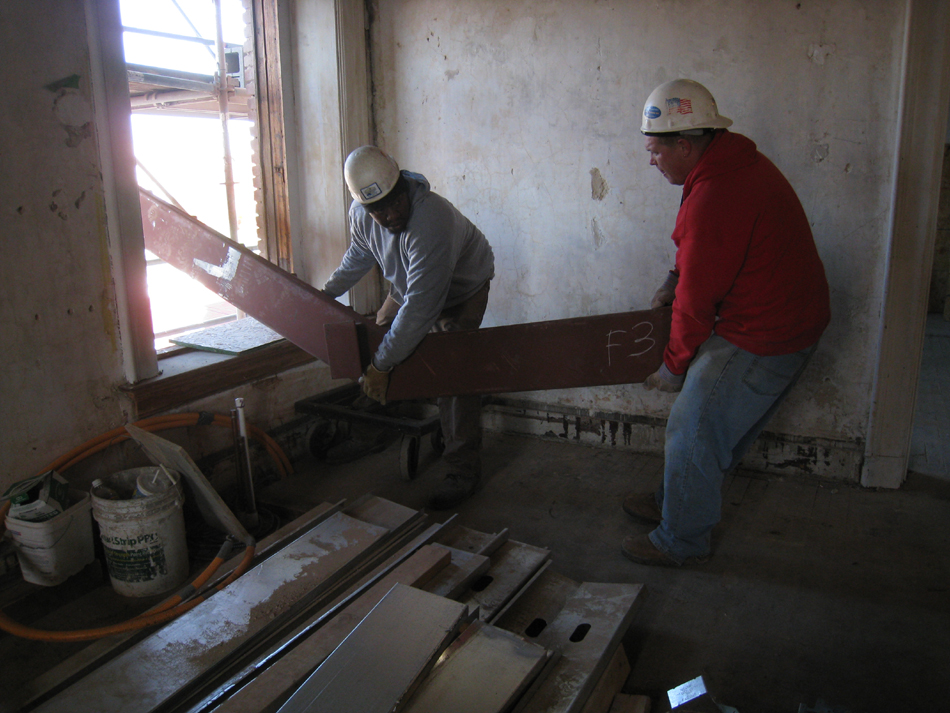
{"left": 0, "top": 547, "right": 256, "bottom": 642}
{"left": 50, "top": 413, "right": 292, "bottom": 477}
{"left": 0, "top": 413, "right": 276, "bottom": 641}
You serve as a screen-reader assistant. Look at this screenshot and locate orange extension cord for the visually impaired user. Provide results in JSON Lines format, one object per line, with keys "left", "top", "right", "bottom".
{"left": 0, "top": 412, "right": 290, "bottom": 641}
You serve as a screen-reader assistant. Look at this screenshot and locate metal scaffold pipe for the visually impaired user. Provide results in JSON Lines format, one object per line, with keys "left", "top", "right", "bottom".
{"left": 215, "top": 0, "right": 240, "bottom": 244}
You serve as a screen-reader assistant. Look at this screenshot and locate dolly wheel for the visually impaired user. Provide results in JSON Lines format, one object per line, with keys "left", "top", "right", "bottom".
{"left": 400, "top": 435, "right": 421, "bottom": 481}
{"left": 307, "top": 417, "right": 339, "bottom": 460}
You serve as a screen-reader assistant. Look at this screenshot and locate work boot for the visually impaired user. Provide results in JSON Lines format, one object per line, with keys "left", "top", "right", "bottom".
{"left": 620, "top": 533, "right": 710, "bottom": 567}
{"left": 427, "top": 472, "right": 480, "bottom": 511}
{"left": 622, "top": 492, "right": 662, "bottom": 523}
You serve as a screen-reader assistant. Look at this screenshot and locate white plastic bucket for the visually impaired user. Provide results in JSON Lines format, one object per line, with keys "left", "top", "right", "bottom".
{"left": 4, "top": 489, "right": 95, "bottom": 586}
{"left": 91, "top": 467, "right": 189, "bottom": 597}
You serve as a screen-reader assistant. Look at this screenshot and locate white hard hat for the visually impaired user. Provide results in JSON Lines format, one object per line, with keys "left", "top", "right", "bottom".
{"left": 640, "top": 79, "right": 733, "bottom": 134}
{"left": 344, "top": 146, "right": 401, "bottom": 204}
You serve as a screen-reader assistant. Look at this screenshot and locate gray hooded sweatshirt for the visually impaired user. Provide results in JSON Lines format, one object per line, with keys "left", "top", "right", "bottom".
{"left": 324, "top": 172, "right": 494, "bottom": 371}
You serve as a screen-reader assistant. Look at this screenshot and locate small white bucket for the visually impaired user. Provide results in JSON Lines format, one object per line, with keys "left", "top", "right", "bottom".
{"left": 4, "top": 489, "right": 95, "bottom": 586}
{"left": 91, "top": 467, "right": 189, "bottom": 597}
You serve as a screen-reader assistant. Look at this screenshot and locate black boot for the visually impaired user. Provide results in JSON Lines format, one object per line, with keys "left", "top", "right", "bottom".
{"left": 427, "top": 472, "right": 480, "bottom": 510}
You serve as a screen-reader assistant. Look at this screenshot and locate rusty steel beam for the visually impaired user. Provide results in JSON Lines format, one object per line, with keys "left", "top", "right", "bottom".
{"left": 139, "top": 190, "right": 670, "bottom": 400}
{"left": 140, "top": 190, "right": 382, "bottom": 364}
{"left": 325, "top": 310, "right": 670, "bottom": 399}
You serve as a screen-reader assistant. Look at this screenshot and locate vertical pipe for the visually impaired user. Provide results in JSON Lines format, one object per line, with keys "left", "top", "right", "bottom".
{"left": 215, "top": 0, "right": 240, "bottom": 242}
{"left": 233, "top": 398, "right": 259, "bottom": 528}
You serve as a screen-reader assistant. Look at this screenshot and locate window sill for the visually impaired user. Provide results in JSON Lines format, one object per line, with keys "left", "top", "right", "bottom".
{"left": 121, "top": 340, "right": 316, "bottom": 418}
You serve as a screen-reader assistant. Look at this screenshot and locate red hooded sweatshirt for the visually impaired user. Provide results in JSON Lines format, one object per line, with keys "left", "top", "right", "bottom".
{"left": 665, "top": 130, "right": 830, "bottom": 375}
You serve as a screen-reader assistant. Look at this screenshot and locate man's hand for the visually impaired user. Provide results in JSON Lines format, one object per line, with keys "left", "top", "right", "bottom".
{"left": 643, "top": 370, "right": 682, "bottom": 393}
{"left": 650, "top": 271, "right": 678, "bottom": 309}
{"left": 360, "top": 363, "right": 391, "bottom": 404}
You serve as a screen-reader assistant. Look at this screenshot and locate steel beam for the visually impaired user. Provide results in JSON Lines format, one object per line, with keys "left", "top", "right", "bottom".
{"left": 139, "top": 190, "right": 381, "bottom": 365}
{"left": 139, "top": 190, "right": 670, "bottom": 399}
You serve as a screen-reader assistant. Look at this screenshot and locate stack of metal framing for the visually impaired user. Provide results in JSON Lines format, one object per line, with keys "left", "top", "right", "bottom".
{"left": 22, "top": 494, "right": 643, "bottom": 713}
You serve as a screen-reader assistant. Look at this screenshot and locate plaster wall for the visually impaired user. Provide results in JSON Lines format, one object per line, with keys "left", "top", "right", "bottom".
{"left": 0, "top": 0, "right": 338, "bottom": 494}
{"left": 367, "top": 0, "right": 905, "bottom": 460}
{"left": 0, "top": 1, "right": 133, "bottom": 487}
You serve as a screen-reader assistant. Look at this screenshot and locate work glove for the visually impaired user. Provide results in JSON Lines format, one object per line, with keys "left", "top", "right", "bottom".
{"left": 360, "top": 362, "right": 392, "bottom": 405}
{"left": 643, "top": 363, "right": 684, "bottom": 393}
{"left": 650, "top": 271, "right": 678, "bottom": 309}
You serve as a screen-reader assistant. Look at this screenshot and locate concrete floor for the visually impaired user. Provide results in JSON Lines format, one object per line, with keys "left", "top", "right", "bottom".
{"left": 261, "top": 426, "right": 950, "bottom": 713}
{"left": 3, "top": 317, "right": 949, "bottom": 712}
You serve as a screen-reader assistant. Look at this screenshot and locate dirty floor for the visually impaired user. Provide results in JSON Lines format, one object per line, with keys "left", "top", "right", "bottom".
{"left": 3, "top": 316, "right": 950, "bottom": 712}
{"left": 260, "top": 426, "right": 950, "bottom": 713}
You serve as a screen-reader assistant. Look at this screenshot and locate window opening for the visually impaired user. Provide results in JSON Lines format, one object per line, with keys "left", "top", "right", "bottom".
{"left": 119, "top": 0, "right": 257, "bottom": 351}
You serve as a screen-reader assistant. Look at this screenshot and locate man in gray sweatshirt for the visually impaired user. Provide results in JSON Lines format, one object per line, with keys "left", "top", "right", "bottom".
{"left": 323, "top": 146, "right": 495, "bottom": 510}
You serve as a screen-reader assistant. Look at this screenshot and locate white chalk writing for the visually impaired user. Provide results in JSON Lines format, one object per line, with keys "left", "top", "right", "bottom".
{"left": 606, "top": 322, "right": 656, "bottom": 366}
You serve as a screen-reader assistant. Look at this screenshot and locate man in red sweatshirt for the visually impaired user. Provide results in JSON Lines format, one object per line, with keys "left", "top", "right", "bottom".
{"left": 622, "top": 79, "right": 830, "bottom": 567}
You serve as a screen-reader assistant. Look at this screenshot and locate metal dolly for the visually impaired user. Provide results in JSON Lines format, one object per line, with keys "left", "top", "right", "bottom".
{"left": 295, "top": 383, "right": 444, "bottom": 480}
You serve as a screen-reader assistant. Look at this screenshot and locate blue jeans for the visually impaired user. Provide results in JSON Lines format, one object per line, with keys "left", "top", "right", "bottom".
{"left": 649, "top": 335, "right": 818, "bottom": 563}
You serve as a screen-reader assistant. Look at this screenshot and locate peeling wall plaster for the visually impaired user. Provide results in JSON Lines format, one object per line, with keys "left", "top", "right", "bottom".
{"left": 368, "top": 0, "right": 906, "bottom": 456}
{"left": 0, "top": 2, "right": 134, "bottom": 487}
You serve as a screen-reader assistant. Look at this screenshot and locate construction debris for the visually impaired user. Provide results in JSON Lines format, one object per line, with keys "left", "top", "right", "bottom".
{"left": 28, "top": 495, "right": 644, "bottom": 713}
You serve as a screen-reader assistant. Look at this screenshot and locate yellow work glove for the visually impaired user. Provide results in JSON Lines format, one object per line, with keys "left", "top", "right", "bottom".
{"left": 361, "top": 363, "right": 391, "bottom": 405}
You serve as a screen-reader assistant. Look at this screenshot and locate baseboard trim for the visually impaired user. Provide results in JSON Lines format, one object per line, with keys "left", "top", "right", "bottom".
{"left": 482, "top": 396, "right": 864, "bottom": 482}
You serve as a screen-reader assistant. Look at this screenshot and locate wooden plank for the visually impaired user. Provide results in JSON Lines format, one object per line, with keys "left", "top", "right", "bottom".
{"left": 214, "top": 545, "right": 452, "bottom": 713}
{"left": 16, "top": 501, "right": 340, "bottom": 711}
{"left": 580, "top": 645, "right": 632, "bottom": 713}
{"left": 119, "top": 339, "right": 314, "bottom": 418}
{"left": 517, "top": 583, "right": 644, "bottom": 713}
{"left": 461, "top": 540, "right": 550, "bottom": 621}
{"left": 276, "top": 583, "right": 469, "bottom": 713}
{"left": 35, "top": 511, "right": 391, "bottom": 713}
{"left": 403, "top": 620, "right": 549, "bottom": 713}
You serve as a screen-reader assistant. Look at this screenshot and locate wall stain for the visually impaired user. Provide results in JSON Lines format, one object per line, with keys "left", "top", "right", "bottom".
{"left": 808, "top": 44, "right": 836, "bottom": 65}
{"left": 65, "top": 122, "right": 93, "bottom": 148}
{"left": 591, "top": 218, "right": 606, "bottom": 249}
{"left": 590, "top": 167, "right": 608, "bottom": 201}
